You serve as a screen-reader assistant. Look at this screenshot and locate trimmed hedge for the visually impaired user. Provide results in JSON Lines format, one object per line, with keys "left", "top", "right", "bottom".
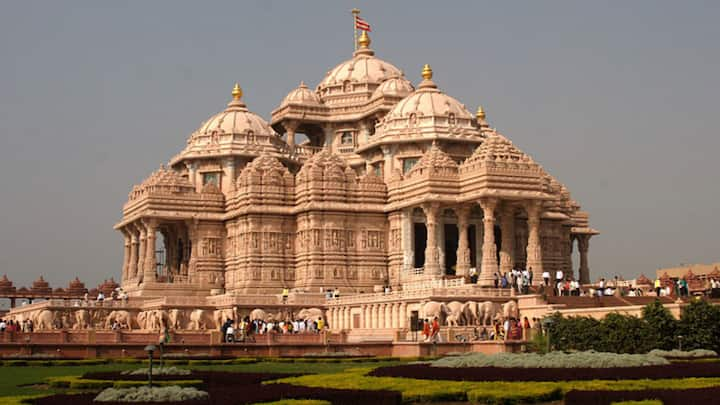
{"left": 610, "top": 401, "right": 663, "bottom": 405}
{"left": 45, "top": 375, "right": 202, "bottom": 389}
{"left": 271, "top": 366, "right": 720, "bottom": 403}
{"left": 252, "top": 401, "right": 332, "bottom": 405}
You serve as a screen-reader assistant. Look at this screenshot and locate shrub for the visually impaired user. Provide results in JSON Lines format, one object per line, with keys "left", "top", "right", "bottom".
{"left": 642, "top": 300, "right": 678, "bottom": 350}
{"left": 610, "top": 401, "right": 663, "bottom": 405}
{"left": 45, "top": 375, "right": 202, "bottom": 389}
{"left": 467, "top": 384, "right": 563, "bottom": 404}
{"left": 429, "top": 351, "right": 669, "bottom": 369}
{"left": 121, "top": 366, "right": 191, "bottom": 376}
{"left": 94, "top": 386, "right": 209, "bottom": 402}
{"left": 678, "top": 300, "right": 720, "bottom": 353}
{"left": 647, "top": 349, "right": 717, "bottom": 359}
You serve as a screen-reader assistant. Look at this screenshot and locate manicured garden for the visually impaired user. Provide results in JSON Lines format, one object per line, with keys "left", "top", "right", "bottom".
{"left": 0, "top": 352, "right": 718, "bottom": 404}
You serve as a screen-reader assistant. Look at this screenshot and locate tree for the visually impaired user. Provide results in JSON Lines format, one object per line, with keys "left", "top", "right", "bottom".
{"left": 678, "top": 299, "right": 720, "bottom": 352}
{"left": 642, "top": 299, "right": 678, "bottom": 350}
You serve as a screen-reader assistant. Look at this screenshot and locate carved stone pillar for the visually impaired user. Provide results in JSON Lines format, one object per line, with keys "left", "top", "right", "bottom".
{"left": 479, "top": 198, "right": 499, "bottom": 286}
{"left": 384, "top": 304, "right": 391, "bottom": 328}
{"left": 372, "top": 305, "right": 379, "bottom": 329}
{"left": 284, "top": 121, "right": 298, "bottom": 150}
{"left": 423, "top": 203, "right": 441, "bottom": 276}
{"left": 455, "top": 206, "right": 471, "bottom": 277}
{"left": 185, "top": 162, "right": 197, "bottom": 189}
{"left": 121, "top": 230, "right": 131, "bottom": 283}
{"left": 399, "top": 302, "right": 407, "bottom": 329}
{"left": 128, "top": 229, "right": 139, "bottom": 280}
{"left": 401, "top": 208, "right": 413, "bottom": 270}
{"left": 224, "top": 157, "right": 236, "bottom": 192}
{"left": 143, "top": 220, "right": 158, "bottom": 283}
{"left": 577, "top": 234, "right": 591, "bottom": 284}
{"left": 137, "top": 226, "right": 147, "bottom": 282}
{"left": 187, "top": 221, "right": 199, "bottom": 281}
{"left": 500, "top": 204, "right": 516, "bottom": 274}
{"left": 525, "top": 201, "right": 543, "bottom": 281}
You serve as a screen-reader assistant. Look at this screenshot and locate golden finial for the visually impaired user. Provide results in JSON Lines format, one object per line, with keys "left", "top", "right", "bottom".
{"left": 231, "top": 83, "right": 242, "bottom": 100}
{"left": 358, "top": 31, "right": 371, "bottom": 48}
{"left": 421, "top": 64, "right": 433, "bottom": 80}
{"left": 476, "top": 105, "right": 486, "bottom": 120}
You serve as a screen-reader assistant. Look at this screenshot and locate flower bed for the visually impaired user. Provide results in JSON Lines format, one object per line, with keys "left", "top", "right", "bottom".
{"left": 369, "top": 361, "right": 720, "bottom": 381}
{"left": 565, "top": 386, "right": 720, "bottom": 405}
{"left": 33, "top": 371, "right": 401, "bottom": 405}
{"left": 430, "top": 351, "right": 670, "bottom": 368}
{"left": 94, "top": 386, "right": 208, "bottom": 402}
{"left": 648, "top": 349, "right": 718, "bottom": 359}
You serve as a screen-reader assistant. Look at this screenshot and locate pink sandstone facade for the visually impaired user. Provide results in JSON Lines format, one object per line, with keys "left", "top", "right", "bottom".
{"left": 3, "top": 31, "right": 607, "bottom": 355}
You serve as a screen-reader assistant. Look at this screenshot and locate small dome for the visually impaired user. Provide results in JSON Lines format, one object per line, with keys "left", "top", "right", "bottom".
{"left": 372, "top": 77, "right": 414, "bottom": 99}
{"left": 237, "top": 155, "right": 293, "bottom": 188}
{"left": 67, "top": 277, "right": 86, "bottom": 292}
{"left": 385, "top": 66, "right": 473, "bottom": 124}
{"left": 0, "top": 275, "right": 12, "bottom": 288}
{"left": 130, "top": 165, "right": 195, "bottom": 201}
{"left": 194, "top": 87, "right": 277, "bottom": 138}
{"left": 281, "top": 82, "right": 322, "bottom": 107}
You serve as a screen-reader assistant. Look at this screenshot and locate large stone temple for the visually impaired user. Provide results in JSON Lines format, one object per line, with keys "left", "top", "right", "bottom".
{"left": 114, "top": 30, "right": 597, "bottom": 301}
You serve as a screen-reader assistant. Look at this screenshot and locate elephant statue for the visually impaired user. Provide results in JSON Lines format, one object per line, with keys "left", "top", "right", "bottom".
{"left": 421, "top": 301, "right": 449, "bottom": 325}
{"left": 478, "top": 301, "right": 502, "bottom": 326}
{"left": 214, "top": 308, "right": 237, "bottom": 329}
{"left": 104, "top": 310, "right": 134, "bottom": 330}
{"left": 74, "top": 309, "right": 92, "bottom": 329}
{"left": 462, "top": 301, "right": 479, "bottom": 325}
{"left": 188, "top": 309, "right": 211, "bottom": 330}
{"left": 296, "top": 308, "right": 325, "bottom": 322}
{"left": 33, "top": 309, "right": 55, "bottom": 331}
{"left": 503, "top": 300, "right": 519, "bottom": 320}
{"left": 167, "top": 309, "right": 185, "bottom": 330}
{"left": 445, "top": 301, "right": 465, "bottom": 326}
{"left": 249, "top": 308, "right": 268, "bottom": 321}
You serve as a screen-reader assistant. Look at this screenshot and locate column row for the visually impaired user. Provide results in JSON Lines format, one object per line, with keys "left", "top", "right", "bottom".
{"left": 358, "top": 303, "right": 408, "bottom": 329}
{"left": 119, "top": 219, "right": 159, "bottom": 285}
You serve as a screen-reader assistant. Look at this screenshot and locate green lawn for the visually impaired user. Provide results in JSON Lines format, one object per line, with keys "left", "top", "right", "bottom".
{"left": 0, "top": 360, "right": 405, "bottom": 399}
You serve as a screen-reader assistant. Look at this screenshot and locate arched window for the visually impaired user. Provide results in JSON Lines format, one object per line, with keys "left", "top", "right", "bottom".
{"left": 448, "top": 113, "right": 456, "bottom": 126}
{"left": 343, "top": 81, "right": 352, "bottom": 92}
{"left": 409, "top": 113, "right": 417, "bottom": 126}
{"left": 341, "top": 131, "right": 353, "bottom": 145}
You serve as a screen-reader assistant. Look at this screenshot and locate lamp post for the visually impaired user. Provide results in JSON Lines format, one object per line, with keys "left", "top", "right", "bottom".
{"left": 144, "top": 344, "right": 156, "bottom": 387}
{"left": 677, "top": 335, "right": 684, "bottom": 351}
{"left": 542, "top": 318, "right": 555, "bottom": 353}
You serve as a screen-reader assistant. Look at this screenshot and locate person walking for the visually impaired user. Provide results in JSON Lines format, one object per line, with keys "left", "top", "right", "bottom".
{"left": 430, "top": 317, "right": 441, "bottom": 343}
{"left": 542, "top": 270, "right": 550, "bottom": 286}
{"left": 281, "top": 288, "right": 289, "bottom": 304}
{"left": 654, "top": 278, "right": 662, "bottom": 297}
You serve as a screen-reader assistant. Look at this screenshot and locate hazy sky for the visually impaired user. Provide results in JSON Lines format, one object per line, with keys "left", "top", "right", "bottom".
{"left": 1, "top": 1, "right": 718, "bottom": 289}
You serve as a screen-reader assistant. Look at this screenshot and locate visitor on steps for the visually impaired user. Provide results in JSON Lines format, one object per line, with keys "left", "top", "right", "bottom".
{"left": 542, "top": 271, "right": 550, "bottom": 286}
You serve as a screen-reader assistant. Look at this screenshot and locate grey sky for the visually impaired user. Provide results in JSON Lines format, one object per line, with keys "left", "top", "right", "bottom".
{"left": 1, "top": 1, "right": 718, "bottom": 289}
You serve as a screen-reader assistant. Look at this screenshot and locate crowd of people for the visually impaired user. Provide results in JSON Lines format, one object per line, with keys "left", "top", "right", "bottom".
{"left": 220, "top": 316, "right": 328, "bottom": 343}
{"left": 0, "top": 318, "right": 33, "bottom": 332}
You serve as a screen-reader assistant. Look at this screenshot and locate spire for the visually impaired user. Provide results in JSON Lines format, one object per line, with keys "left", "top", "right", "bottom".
{"left": 418, "top": 64, "right": 437, "bottom": 90}
{"left": 476, "top": 105, "right": 486, "bottom": 120}
{"left": 421, "top": 64, "right": 433, "bottom": 80}
{"left": 358, "top": 31, "right": 371, "bottom": 48}
{"left": 231, "top": 83, "right": 243, "bottom": 100}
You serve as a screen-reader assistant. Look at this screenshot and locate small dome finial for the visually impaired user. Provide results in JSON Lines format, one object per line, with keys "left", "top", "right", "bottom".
{"left": 421, "top": 64, "right": 433, "bottom": 80}
{"left": 358, "top": 31, "right": 371, "bottom": 48}
{"left": 476, "top": 105, "right": 486, "bottom": 120}
{"left": 231, "top": 83, "right": 243, "bottom": 100}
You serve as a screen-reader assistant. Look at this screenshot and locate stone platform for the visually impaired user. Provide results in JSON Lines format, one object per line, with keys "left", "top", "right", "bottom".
{"left": 0, "top": 330, "right": 523, "bottom": 359}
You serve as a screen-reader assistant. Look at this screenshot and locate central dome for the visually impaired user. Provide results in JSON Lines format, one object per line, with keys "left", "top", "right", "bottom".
{"left": 316, "top": 32, "right": 405, "bottom": 103}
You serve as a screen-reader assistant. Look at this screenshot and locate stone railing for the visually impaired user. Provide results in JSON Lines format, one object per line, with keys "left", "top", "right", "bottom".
{"left": 327, "top": 286, "right": 513, "bottom": 306}
{"left": 402, "top": 278, "right": 465, "bottom": 291}
{"left": 292, "top": 145, "right": 323, "bottom": 158}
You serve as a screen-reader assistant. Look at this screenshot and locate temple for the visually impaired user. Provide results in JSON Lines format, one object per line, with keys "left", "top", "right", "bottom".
{"left": 2, "top": 30, "right": 607, "bottom": 355}
{"left": 114, "top": 31, "right": 597, "bottom": 300}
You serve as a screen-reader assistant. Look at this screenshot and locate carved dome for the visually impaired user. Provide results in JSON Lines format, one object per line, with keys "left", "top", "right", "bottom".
{"left": 67, "top": 277, "right": 86, "bottom": 293}
{"left": 99, "top": 278, "right": 119, "bottom": 295}
{"left": 406, "top": 142, "right": 458, "bottom": 179}
{"left": 171, "top": 84, "right": 287, "bottom": 166}
{"left": 296, "top": 149, "right": 354, "bottom": 184}
{"left": 194, "top": 85, "right": 276, "bottom": 138}
{"left": 372, "top": 76, "right": 414, "bottom": 99}
{"left": 31, "top": 276, "right": 51, "bottom": 293}
{"left": 130, "top": 165, "right": 194, "bottom": 201}
{"left": 281, "top": 82, "right": 322, "bottom": 107}
{"left": 237, "top": 155, "right": 293, "bottom": 188}
{"left": 317, "top": 33, "right": 404, "bottom": 105}
{"left": 385, "top": 66, "right": 473, "bottom": 124}
{"left": 462, "top": 132, "right": 535, "bottom": 166}
{"left": 0, "top": 275, "right": 14, "bottom": 293}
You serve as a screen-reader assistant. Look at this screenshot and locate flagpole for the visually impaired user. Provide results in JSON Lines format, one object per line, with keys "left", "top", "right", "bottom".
{"left": 352, "top": 8, "right": 360, "bottom": 51}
